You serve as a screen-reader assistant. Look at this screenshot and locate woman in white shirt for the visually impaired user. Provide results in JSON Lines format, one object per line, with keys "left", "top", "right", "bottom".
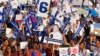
{"left": 48, "top": 24, "right": 63, "bottom": 45}
{"left": 48, "top": 24, "right": 67, "bottom": 56}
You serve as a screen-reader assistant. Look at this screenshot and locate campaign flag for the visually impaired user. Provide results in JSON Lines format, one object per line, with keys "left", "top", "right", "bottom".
{"left": 29, "top": 11, "right": 36, "bottom": 16}
{"left": 25, "top": 16, "right": 32, "bottom": 36}
{"left": 10, "top": 22, "right": 26, "bottom": 40}
{"left": 61, "top": 17, "right": 70, "bottom": 33}
{"left": 50, "top": 15, "right": 61, "bottom": 26}
{"left": 35, "top": 17, "right": 42, "bottom": 29}
{"left": 36, "top": 0, "right": 51, "bottom": 17}
{"left": 10, "top": 22, "right": 22, "bottom": 34}
{"left": 72, "top": 25, "right": 83, "bottom": 38}
{"left": 29, "top": 15, "right": 38, "bottom": 29}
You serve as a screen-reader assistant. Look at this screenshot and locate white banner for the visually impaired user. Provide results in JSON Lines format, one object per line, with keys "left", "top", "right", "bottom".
{"left": 59, "top": 47, "right": 79, "bottom": 56}
{"left": 20, "top": 41, "right": 28, "bottom": 49}
{"left": 15, "top": 14, "right": 23, "bottom": 22}
{"left": 36, "top": 0, "right": 51, "bottom": 18}
{"left": 59, "top": 48, "right": 70, "bottom": 56}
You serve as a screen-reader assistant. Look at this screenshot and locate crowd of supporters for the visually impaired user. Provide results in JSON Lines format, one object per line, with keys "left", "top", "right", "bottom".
{"left": 0, "top": 0, "right": 100, "bottom": 56}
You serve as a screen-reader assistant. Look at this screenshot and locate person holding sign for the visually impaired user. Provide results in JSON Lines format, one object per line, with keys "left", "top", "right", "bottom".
{"left": 48, "top": 24, "right": 68, "bottom": 56}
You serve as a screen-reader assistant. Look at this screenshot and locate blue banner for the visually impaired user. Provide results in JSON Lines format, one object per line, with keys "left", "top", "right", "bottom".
{"left": 35, "top": 17, "right": 42, "bottom": 29}
{"left": 54, "top": 10, "right": 59, "bottom": 17}
{"left": 72, "top": 25, "right": 83, "bottom": 38}
{"left": 61, "top": 17, "right": 70, "bottom": 33}
{"left": 25, "top": 16, "right": 32, "bottom": 36}
{"left": 10, "top": 22, "right": 26, "bottom": 40}
{"left": 10, "top": 22, "right": 22, "bottom": 34}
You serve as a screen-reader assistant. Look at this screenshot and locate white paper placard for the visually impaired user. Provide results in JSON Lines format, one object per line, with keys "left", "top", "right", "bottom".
{"left": 15, "top": 14, "right": 23, "bottom": 21}
{"left": 6, "top": 28, "right": 13, "bottom": 38}
{"left": 70, "top": 47, "right": 79, "bottom": 56}
{"left": 36, "top": 0, "right": 51, "bottom": 17}
{"left": 59, "top": 47, "right": 79, "bottom": 56}
{"left": 20, "top": 42, "right": 28, "bottom": 49}
{"left": 59, "top": 48, "right": 70, "bottom": 56}
{"left": 6, "top": 28, "right": 12, "bottom": 34}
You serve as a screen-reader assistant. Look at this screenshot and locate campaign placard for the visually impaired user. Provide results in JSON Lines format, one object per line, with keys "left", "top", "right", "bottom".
{"left": 37, "top": 0, "right": 51, "bottom": 17}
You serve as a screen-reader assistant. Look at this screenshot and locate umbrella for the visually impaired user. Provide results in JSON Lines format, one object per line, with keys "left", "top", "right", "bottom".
{"left": 86, "top": 8, "right": 99, "bottom": 17}
{"left": 77, "top": 8, "right": 89, "bottom": 17}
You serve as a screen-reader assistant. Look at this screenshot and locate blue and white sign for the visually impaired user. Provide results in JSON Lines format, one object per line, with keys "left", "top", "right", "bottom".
{"left": 36, "top": 0, "right": 51, "bottom": 17}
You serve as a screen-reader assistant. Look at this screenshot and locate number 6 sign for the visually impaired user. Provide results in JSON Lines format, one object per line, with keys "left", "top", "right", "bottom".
{"left": 37, "top": 0, "right": 51, "bottom": 18}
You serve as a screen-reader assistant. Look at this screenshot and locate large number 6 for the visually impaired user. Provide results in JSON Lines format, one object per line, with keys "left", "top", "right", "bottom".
{"left": 39, "top": 2, "right": 48, "bottom": 13}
